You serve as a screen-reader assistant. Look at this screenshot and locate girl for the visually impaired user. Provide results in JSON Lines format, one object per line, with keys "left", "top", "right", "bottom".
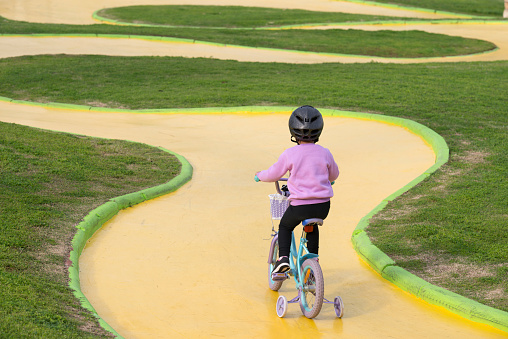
{"left": 256, "top": 105, "right": 339, "bottom": 274}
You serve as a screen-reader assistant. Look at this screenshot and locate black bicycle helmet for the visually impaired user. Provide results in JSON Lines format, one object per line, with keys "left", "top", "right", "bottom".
{"left": 288, "top": 105, "right": 324, "bottom": 143}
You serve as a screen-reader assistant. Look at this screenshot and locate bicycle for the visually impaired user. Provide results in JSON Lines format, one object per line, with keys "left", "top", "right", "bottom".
{"left": 257, "top": 176, "right": 344, "bottom": 319}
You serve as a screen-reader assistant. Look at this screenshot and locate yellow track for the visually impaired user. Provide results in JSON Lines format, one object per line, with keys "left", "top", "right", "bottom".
{"left": 0, "top": 0, "right": 507, "bottom": 337}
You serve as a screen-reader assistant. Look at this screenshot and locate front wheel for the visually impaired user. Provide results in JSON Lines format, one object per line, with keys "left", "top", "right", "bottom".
{"left": 299, "top": 259, "right": 324, "bottom": 318}
{"left": 268, "top": 239, "right": 283, "bottom": 291}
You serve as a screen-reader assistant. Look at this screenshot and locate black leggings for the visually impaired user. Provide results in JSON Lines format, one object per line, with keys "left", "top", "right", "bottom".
{"left": 277, "top": 201, "right": 330, "bottom": 258}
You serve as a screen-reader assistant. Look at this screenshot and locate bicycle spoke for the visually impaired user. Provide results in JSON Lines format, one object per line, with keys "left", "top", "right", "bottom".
{"left": 299, "top": 259, "right": 324, "bottom": 318}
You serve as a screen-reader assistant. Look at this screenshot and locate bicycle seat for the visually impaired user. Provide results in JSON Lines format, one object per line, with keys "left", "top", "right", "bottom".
{"left": 302, "top": 218, "right": 323, "bottom": 226}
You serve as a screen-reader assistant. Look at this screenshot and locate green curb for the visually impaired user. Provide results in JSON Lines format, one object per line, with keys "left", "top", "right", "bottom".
{"left": 338, "top": 108, "right": 507, "bottom": 333}
{"left": 338, "top": 0, "right": 495, "bottom": 20}
{"left": 67, "top": 146, "right": 193, "bottom": 338}
{"left": 382, "top": 266, "right": 508, "bottom": 331}
{"left": 352, "top": 231, "right": 395, "bottom": 274}
{"left": 275, "top": 19, "right": 508, "bottom": 29}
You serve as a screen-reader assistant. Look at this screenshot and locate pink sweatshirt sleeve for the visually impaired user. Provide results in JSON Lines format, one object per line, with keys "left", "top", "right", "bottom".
{"left": 328, "top": 150, "right": 339, "bottom": 182}
{"left": 256, "top": 152, "right": 289, "bottom": 182}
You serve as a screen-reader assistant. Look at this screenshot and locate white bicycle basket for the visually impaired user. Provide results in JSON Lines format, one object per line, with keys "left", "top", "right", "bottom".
{"left": 269, "top": 193, "right": 289, "bottom": 220}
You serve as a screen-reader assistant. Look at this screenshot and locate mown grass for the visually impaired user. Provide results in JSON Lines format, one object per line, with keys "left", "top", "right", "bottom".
{"left": 0, "top": 14, "right": 496, "bottom": 58}
{"left": 97, "top": 5, "right": 412, "bottom": 27}
{"left": 0, "top": 1, "right": 507, "bottom": 336}
{"left": 0, "top": 123, "right": 181, "bottom": 337}
{"left": 369, "top": 0, "right": 505, "bottom": 17}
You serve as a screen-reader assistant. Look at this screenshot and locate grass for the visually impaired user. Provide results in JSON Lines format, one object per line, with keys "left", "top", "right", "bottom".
{"left": 0, "top": 1, "right": 507, "bottom": 336}
{"left": 97, "top": 5, "right": 414, "bottom": 27}
{"left": 0, "top": 123, "right": 181, "bottom": 337}
{"left": 365, "top": 0, "right": 505, "bottom": 17}
{"left": 0, "top": 14, "right": 496, "bottom": 58}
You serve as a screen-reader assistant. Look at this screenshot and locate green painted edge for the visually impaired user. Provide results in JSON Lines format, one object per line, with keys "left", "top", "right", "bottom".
{"left": 338, "top": 110, "right": 508, "bottom": 333}
{"left": 67, "top": 145, "right": 193, "bottom": 338}
{"left": 336, "top": 0, "right": 496, "bottom": 19}
{"left": 275, "top": 19, "right": 508, "bottom": 28}
{"left": 0, "top": 32, "right": 500, "bottom": 61}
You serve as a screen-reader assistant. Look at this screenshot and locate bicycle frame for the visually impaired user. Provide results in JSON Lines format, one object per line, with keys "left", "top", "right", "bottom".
{"left": 267, "top": 177, "right": 319, "bottom": 284}
{"left": 268, "top": 230, "right": 319, "bottom": 286}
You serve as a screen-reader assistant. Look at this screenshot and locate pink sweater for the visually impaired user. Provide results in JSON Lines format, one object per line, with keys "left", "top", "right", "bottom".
{"left": 257, "top": 143, "right": 339, "bottom": 206}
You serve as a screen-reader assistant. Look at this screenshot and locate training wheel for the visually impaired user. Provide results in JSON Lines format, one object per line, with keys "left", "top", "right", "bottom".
{"left": 334, "top": 296, "right": 344, "bottom": 318}
{"left": 276, "top": 295, "right": 288, "bottom": 318}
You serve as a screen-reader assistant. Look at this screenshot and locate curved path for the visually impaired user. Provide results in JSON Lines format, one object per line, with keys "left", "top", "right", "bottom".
{"left": 1, "top": 0, "right": 507, "bottom": 64}
{"left": 0, "top": 0, "right": 464, "bottom": 24}
{"left": 0, "top": 1, "right": 507, "bottom": 338}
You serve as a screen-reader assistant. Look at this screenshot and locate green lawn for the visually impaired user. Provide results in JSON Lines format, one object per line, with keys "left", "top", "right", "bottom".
{"left": 0, "top": 2, "right": 507, "bottom": 337}
{"left": 96, "top": 5, "right": 412, "bottom": 27}
{"left": 365, "top": 0, "right": 505, "bottom": 17}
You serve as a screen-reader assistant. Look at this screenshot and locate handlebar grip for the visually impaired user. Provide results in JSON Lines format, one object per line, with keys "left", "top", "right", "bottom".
{"left": 254, "top": 175, "right": 260, "bottom": 182}
{"left": 331, "top": 181, "right": 335, "bottom": 185}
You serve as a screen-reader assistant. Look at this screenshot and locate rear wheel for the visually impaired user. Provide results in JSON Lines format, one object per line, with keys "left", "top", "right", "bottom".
{"left": 299, "top": 259, "right": 324, "bottom": 318}
{"left": 268, "top": 239, "right": 283, "bottom": 291}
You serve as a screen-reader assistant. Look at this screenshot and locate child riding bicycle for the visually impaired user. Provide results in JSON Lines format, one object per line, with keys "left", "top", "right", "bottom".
{"left": 256, "top": 105, "right": 339, "bottom": 274}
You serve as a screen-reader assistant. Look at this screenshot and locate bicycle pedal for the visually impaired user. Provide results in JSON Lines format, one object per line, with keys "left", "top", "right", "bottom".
{"left": 271, "top": 273, "right": 288, "bottom": 281}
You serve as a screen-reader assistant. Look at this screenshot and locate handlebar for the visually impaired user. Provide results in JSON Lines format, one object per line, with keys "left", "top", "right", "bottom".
{"left": 255, "top": 176, "right": 333, "bottom": 195}
{"left": 274, "top": 178, "right": 288, "bottom": 195}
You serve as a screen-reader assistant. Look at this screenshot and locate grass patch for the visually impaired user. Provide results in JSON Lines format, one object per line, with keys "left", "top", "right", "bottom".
{"left": 368, "top": 145, "right": 507, "bottom": 311}
{"left": 97, "top": 5, "right": 409, "bottom": 27}
{"left": 367, "top": 0, "right": 505, "bottom": 17}
{"left": 0, "top": 14, "right": 496, "bottom": 58}
{"left": 137, "top": 28, "right": 493, "bottom": 58}
{"left": 0, "top": 55, "right": 506, "bottom": 113}
{"left": 0, "top": 122, "right": 181, "bottom": 337}
{"left": 97, "top": 5, "right": 418, "bottom": 28}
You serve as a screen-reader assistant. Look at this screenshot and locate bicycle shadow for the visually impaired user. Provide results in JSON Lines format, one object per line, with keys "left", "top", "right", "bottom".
{"left": 263, "top": 287, "right": 344, "bottom": 337}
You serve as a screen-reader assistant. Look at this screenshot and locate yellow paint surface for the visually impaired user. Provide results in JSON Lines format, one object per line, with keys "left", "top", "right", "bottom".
{"left": 0, "top": 0, "right": 507, "bottom": 338}
{"left": 0, "top": 106, "right": 505, "bottom": 338}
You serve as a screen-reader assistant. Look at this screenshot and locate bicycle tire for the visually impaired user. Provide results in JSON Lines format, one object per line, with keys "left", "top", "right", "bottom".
{"left": 276, "top": 295, "right": 288, "bottom": 318}
{"left": 334, "top": 296, "right": 344, "bottom": 318}
{"left": 299, "top": 259, "right": 324, "bottom": 318}
{"left": 268, "top": 239, "right": 283, "bottom": 291}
